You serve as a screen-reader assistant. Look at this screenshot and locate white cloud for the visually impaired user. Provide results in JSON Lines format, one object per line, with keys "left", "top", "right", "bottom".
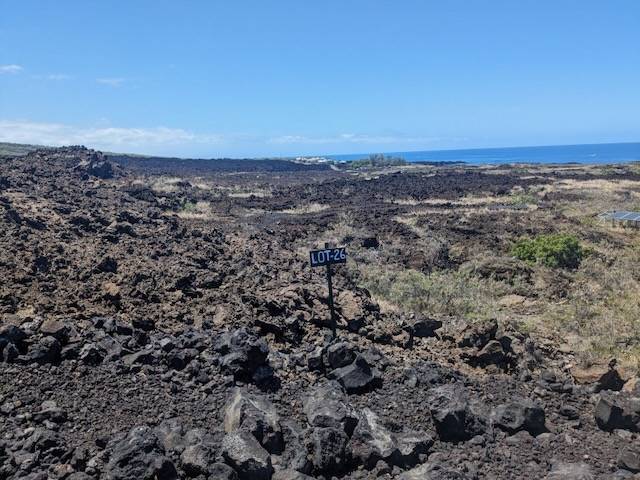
{"left": 0, "top": 119, "right": 454, "bottom": 156}
{"left": 268, "top": 133, "right": 442, "bottom": 145}
{"left": 0, "top": 64, "right": 23, "bottom": 74}
{"left": 96, "top": 77, "right": 125, "bottom": 87}
{"left": 0, "top": 120, "right": 224, "bottom": 151}
{"left": 46, "top": 73, "right": 72, "bottom": 80}
{"left": 31, "top": 73, "right": 72, "bottom": 81}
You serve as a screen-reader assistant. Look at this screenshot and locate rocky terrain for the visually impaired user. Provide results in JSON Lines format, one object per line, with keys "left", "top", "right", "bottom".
{"left": 1, "top": 146, "right": 640, "bottom": 480}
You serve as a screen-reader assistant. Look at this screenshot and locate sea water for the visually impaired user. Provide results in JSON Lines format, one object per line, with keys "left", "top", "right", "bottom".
{"left": 327, "top": 142, "right": 640, "bottom": 165}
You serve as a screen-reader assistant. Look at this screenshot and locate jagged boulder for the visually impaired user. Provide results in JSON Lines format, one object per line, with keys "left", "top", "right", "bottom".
{"left": 22, "top": 336, "right": 61, "bottom": 364}
{"left": 221, "top": 431, "right": 273, "bottom": 480}
{"left": 408, "top": 315, "right": 442, "bottom": 338}
{"left": 305, "top": 426, "right": 350, "bottom": 475}
{"left": 279, "top": 420, "right": 313, "bottom": 474}
{"left": 180, "top": 442, "right": 217, "bottom": 477}
{"left": 306, "top": 346, "right": 324, "bottom": 371}
{"left": 336, "top": 290, "right": 378, "bottom": 332}
{"left": 224, "top": 389, "right": 283, "bottom": 454}
{"left": 104, "top": 426, "right": 177, "bottom": 480}
{"left": 155, "top": 418, "right": 188, "bottom": 454}
{"left": 0, "top": 325, "right": 28, "bottom": 362}
{"left": 492, "top": 399, "right": 546, "bottom": 435}
{"left": 22, "top": 428, "right": 66, "bottom": 458}
{"left": 349, "top": 408, "right": 397, "bottom": 468}
{"left": 75, "top": 150, "right": 117, "bottom": 179}
{"left": 326, "top": 342, "right": 356, "bottom": 369}
{"left": 538, "top": 369, "right": 573, "bottom": 394}
{"left": 571, "top": 363, "right": 625, "bottom": 393}
{"left": 349, "top": 408, "right": 432, "bottom": 469}
{"left": 394, "top": 431, "right": 434, "bottom": 468}
{"left": 214, "top": 328, "right": 273, "bottom": 386}
{"left": 328, "top": 354, "right": 381, "bottom": 394}
{"left": 457, "top": 318, "right": 498, "bottom": 348}
{"left": 427, "top": 383, "right": 486, "bottom": 442}
{"left": 303, "top": 381, "right": 359, "bottom": 435}
{"left": 38, "top": 319, "right": 71, "bottom": 343}
{"left": 595, "top": 392, "right": 640, "bottom": 432}
{"left": 463, "top": 339, "right": 512, "bottom": 370}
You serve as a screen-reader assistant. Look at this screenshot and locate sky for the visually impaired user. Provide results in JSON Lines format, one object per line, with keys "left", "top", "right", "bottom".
{"left": 1, "top": 1, "right": 639, "bottom": 158}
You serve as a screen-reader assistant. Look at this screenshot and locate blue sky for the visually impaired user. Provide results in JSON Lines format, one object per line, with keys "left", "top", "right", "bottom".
{"left": 1, "top": 1, "right": 639, "bottom": 158}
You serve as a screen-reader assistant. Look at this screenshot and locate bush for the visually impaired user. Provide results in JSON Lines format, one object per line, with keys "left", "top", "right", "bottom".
{"left": 511, "top": 234, "right": 583, "bottom": 269}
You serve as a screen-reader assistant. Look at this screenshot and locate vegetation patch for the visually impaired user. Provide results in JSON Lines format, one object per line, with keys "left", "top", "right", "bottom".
{"left": 177, "top": 200, "right": 212, "bottom": 219}
{"left": 358, "top": 266, "right": 505, "bottom": 319}
{"left": 348, "top": 153, "right": 407, "bottom": 169}
{"left": 511, "top": 234, "right": 583, "bottom": 269}
{"left": 280, "top": 203, "right": 329, "bottom": 215}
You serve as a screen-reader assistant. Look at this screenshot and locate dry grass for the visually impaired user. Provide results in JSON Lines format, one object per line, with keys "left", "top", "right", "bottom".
{"left": 227, "top": 189, "right": 272, "bottom": 198}
{"left": 176, "top": 201, "right": 214, "bottom": 220}
{"left": 150, "top": 176, "right": 186, "bottom": 193}
{"left": 540, "top": 247, "right": 640, "bottom": 368}
{"left": 280, "top": 203, "right": 329, "bottom": 215}
{"left": 388, "top": 195, "right": 502, "bottom": 207}
{"left": 358, "top": 264, "right": 507, "bottom": 320}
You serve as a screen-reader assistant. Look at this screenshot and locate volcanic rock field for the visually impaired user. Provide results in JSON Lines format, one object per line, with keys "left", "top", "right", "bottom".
{"left": 1, "top": 147, "right": 639, "bottom": 480}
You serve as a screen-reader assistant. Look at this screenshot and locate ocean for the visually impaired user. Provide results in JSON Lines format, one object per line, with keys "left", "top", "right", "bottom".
{"left": 326, "top": 142, "right": 640, "bottom": 165}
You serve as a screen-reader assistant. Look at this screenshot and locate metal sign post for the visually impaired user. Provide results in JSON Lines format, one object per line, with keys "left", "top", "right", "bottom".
{"left": 309, "top": 243, "right": 347, "bottom": 339}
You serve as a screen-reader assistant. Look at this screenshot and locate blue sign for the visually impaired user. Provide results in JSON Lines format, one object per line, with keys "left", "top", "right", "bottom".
{"left": 309, "top": 247, "right": 347, "bottom": 267}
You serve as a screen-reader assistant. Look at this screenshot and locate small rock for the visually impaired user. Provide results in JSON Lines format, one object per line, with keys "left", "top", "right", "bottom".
{"left": 33, "top": 401, "right": 67, "bottom": 424}
{"left": 306, "top": 347, "right": 324, "bottom": 372}
{"left": 559, "top": 405, "right": 579, "bottom": 420}
{"left": 272, "top": 470, "right": 315, "bottom": 480}
{"left": 544, "top": 461, "right": 594, "bottom": 480}
{"left": 132, "top": 318, "right": 156, "bottom": 332}
{"left": 38, "top": 319, "right": 70, "bottom": 343}
{"left": 122, "top": 350, "right": 156, "bottom": 367}
{"left": 399, "top": 462, "right": 469, "bottom": 479}
{"left": 618, "top": 447, "right": 640, "bottom": 473}
{"left": 79, "top": 343, "right": 104, "bottom": 365}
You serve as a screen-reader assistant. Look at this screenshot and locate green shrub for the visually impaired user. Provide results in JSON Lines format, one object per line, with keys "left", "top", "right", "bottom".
{"left": 511, "top": 234, "right": 583, "bottom": 269}
{"left": 180, "top": 200, "right": 197, "bottom": 212}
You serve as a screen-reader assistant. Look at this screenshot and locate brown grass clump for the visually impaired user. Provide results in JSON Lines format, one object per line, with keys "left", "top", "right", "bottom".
{"left": 177, "top": 201, "right": 213, "bottom": 220}
{"left": 280, "top": 203, "right": 329, "bottom": 215}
